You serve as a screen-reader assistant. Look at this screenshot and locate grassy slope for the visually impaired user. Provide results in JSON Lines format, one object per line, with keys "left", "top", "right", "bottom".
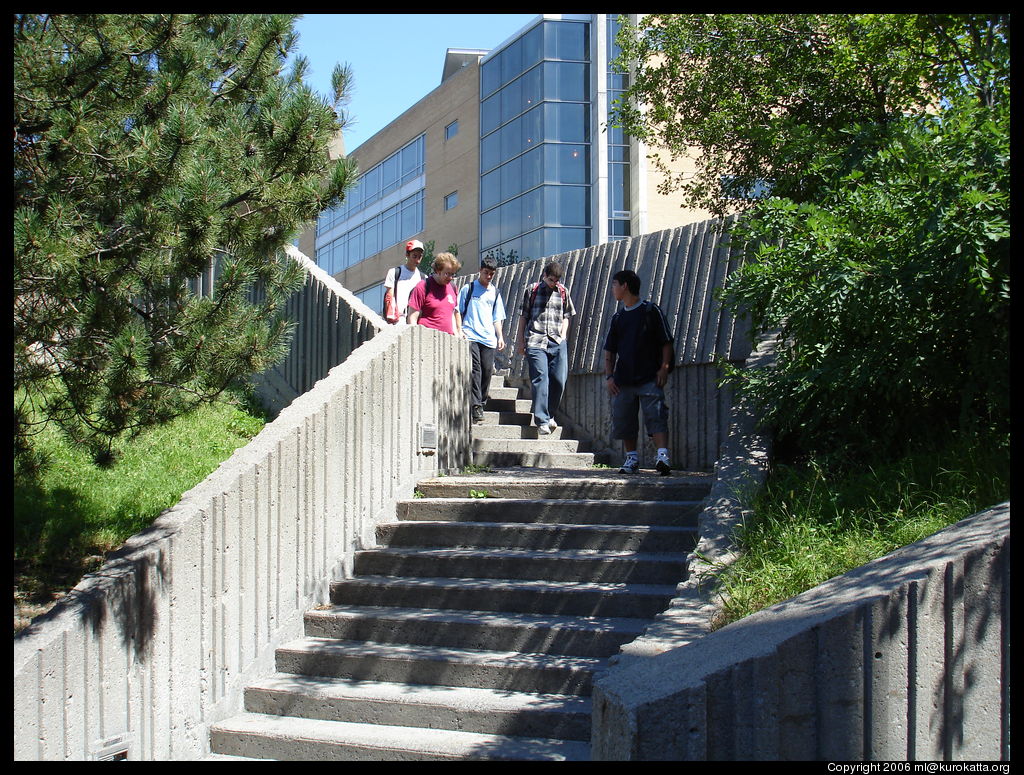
{"left": 712, "top": 429, "right": 1010, "bottom": 628}
{"left": 14, "top": 390, "right": 266, "bottom": 633}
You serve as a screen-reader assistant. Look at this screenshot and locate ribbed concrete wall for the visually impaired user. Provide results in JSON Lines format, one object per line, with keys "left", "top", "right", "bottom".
{"left": 489, "top": 219, "right": 750, "bottom": 471}
{"left": 13, "top": 253, "right": 472, "bottom": 760}
{"left": 591, "top": 502, "right": 1011, "bottom": 761}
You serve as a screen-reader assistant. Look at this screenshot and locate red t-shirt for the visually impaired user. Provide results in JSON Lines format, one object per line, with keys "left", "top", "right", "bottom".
{"left": 407, "top": 277, "right": 459, "bottom": 335}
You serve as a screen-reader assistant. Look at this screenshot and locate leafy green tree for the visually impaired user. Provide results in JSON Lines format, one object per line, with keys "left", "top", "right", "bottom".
{"left": 614, "top": 14, "right": 1009, "bottom": 461}
{"left": 14, "top": 14, "right": 356, "bottom": 465}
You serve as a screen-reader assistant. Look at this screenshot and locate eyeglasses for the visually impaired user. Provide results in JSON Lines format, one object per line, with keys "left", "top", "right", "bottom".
{"left": 438, "top": 271, "right": 456, "bottom": 277}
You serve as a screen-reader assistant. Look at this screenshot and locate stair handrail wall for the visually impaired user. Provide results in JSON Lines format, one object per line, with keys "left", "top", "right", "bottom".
{"left": 590, "top": 501, "right": 1010, "bottom": 760}
{"left": 487, "top": 219, "right": 749, "bottom": 472}
{"left": 14, "top": 247, "right": 472, "bottom": 761}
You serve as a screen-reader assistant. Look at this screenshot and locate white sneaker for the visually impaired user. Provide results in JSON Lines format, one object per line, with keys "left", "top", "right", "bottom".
{"left": 619, "top": 456, "right": 639, "bottom": 474}
{"left": 655, "top": 453, "right": 671, "bottom": 476}
{"left": 546, "top": 418, "right": 558, "bottom": 432}
{"left": 537, "top": 422, "right": 553, "bottom": 435}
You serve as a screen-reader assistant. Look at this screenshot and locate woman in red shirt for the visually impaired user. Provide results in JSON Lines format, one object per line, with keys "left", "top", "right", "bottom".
{"left": 406, "top": 252, "right": 464, "bottom": 337}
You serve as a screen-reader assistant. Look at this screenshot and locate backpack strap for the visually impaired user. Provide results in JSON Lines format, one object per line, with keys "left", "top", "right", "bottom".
{"left": 461, "top": 280, "right": 476, "bottom": 318}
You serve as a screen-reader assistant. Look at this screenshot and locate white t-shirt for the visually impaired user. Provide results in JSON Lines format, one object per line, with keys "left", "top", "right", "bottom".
{"left": 385, "top": 265, "right": 423, "bottom": 325}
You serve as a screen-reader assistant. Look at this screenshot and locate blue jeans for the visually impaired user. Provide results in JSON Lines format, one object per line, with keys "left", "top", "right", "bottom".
{"left": 525, "top": 339, "right": 568, "bottom": 426}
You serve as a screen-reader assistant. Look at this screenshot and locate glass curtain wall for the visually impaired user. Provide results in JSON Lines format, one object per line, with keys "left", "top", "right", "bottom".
{"left": 607, "top": 14, "right": 631, "bottom": 239}
{"left": 479, "top": 19, "right": 591, "bottom": 265}
{"left": 315, "top": 135, "right": 425, "bottom": 276}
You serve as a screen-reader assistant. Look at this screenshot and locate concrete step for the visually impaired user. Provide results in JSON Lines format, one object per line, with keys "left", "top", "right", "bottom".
{"left": 243, "top": 674, "right": 592, "bottom": 741}
{"left": 330, "top": 576, "right": 680, "bottom": 619}
{"left": 471, "top": 450, "right": 595, "bottom": 469}
{"left": 472, "top": 423, "right": 564, "bottom": 440}
{"left": 376, "top": 520, "right": 698, "bottom": 553}
{"left": 275, "top": 638, "right": 604, "bottom": 696}
{"left": 483, "top": 385, "right": 520, "bottom": 401}
{"left": 396, "top": 497, "right": 703, "bottom": 526}
{"left": 479, "top": 410, "right": 534, "bottom": 427}
{"left": 352, "top": 546, "right": 688, "bottom": 585}
{"left": 302, "top": 605, "right": 651, "bottom": 657}
{"left": 472, "top": 437, "right": 583, "bottom": 454}
{"left": 483, "top": 397, "right": 534, "bottom": 414}
{"left": 414, "top": 468, "right": 714, "bottom": 501}
{"left": 210, "top": 712, "right": 590, "bottom": 761}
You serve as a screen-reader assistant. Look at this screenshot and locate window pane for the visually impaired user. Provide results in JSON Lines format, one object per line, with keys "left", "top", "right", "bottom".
{"left": 546, "top": 102, "right": 587, "bottom": 143}
{"left": 544, "top": 226, "right": 588, "bottom": 256}
{"left": 545, "top": 61, "right": 588, "bottom": 102}
{"left": 481, "top": 55, "right": 501, "bottom": 98}
{"left": 500, "top": 196, "right": 522, "bottom": 243}
{"left": 546, "top": 185, "right": 589, "bottom": 227}
{"left": 363, "top": 165, "right": 381, "bottom": 206}
{"left": 382, "top": 207, "right": 399, "bottom": 248}
{"left": 500, "top": 37, "right": 522, "bottom": 87}
{"left": 521, "top": 229, "right": 543, "bottom": 264}
{"left": 521, "top": 23, "right": 543, "bottom": 71}
{"left": 545, "top": 144, "right": 588, "bottom": 184}
{"left": 445, "top": 120, "right": 459, "bottom": 141}
{"left": 610, "top": 163, "right": 630, "bottom": 214}
{"left": 481, "top": 207, "right": 501, "bottom": 249}
{"left": 480, "top": 168, "right": 501, "bottom": 211}
{"left": 521, "top": 104, "right": 542, "bottom": 151}
{"left": 521, "top": 187, "right": 543, "bottom": 232}
{"left": 500, "top": 155, "right": 522, "bottom": 203}
{"left": 545, "top": 21, "right": 587, "bottom": 62}
{"left": 481, "top": 92, "right": 501, "bottom": 135}
{"left": 500, "top": 78, "right": 521, "bottom": 125}
{"left": 500, "top": 115, "right": 521, "bottom": 165}
{"left": 481, "top": 131, "right": 501, "bottom": 173}
{"left": 382, "top": 154, "right": 400, "bottom": 195}
{"left": 519, "top": 64, "right": 543, "bottom": 115}
{"left": 521, "top": 145, "right": 544, "bottom": 191}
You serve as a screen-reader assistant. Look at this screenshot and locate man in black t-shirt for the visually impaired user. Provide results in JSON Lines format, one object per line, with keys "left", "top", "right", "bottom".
{"left": 602, "top": 270, "right": 675, "bottom": 475}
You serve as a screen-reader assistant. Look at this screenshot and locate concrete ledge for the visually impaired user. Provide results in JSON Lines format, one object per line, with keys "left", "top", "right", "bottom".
{"left": 591, "top": 501, "right": 1011, "bottom": 760}
{"left": 13, "top": 253, "right": 472, "bottom": 761}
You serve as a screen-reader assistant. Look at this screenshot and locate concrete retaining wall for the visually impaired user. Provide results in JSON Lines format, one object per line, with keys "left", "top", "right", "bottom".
{"left": 591, "top": 501, "right": 1011, "bottom": 760}
{"left": 488, "top": 219, "right": 750, "bottom": 471}
{"left": 13, "top": 251, "right": 472, "bottom": 760}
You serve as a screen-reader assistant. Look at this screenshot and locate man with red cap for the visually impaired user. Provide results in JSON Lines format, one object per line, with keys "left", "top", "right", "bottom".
{"left": 382, "top": 239, "right": 425, "bottom": 325}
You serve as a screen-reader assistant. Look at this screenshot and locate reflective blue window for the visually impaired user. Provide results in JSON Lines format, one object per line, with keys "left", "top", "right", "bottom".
{"left": 545, "top": 21, "right": 587, "bottom": 61}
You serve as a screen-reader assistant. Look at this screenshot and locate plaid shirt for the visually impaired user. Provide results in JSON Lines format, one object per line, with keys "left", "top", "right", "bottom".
{"left": 520, "top": 281, "right": 576, "bottom": 349}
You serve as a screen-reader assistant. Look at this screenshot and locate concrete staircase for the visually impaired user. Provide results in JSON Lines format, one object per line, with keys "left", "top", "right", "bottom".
{"left": 471, "top": 375, "right": 594, "bottom": 469}
{"left": 208, "top": 376, "right": 713, "bottom": 760}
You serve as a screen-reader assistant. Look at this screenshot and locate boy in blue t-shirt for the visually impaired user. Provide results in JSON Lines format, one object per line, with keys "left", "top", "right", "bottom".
{"left": 603, "top": 270, "right": 675, "bottom": 475}
{"left": 458, "top": 256, "right": 507, "bottom": 424}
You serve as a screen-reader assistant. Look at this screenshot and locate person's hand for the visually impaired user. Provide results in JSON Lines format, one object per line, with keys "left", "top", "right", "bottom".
{"left": 606, "top": 377, "right": 620, "bottom": 397}
{"left": 656, "top": 364, "right": 670, "bottom": 388}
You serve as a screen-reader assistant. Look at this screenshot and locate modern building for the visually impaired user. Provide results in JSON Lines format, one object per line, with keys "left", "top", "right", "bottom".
{"left": 300, "top": 14, "right": 709, "bottom": 312}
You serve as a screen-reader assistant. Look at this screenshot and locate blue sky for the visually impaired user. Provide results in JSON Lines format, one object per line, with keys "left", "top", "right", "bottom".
{"left": 291, "top": 14, "right": 538, "bottom": 152}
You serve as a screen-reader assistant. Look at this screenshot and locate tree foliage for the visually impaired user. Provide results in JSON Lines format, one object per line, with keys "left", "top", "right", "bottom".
{"left": 14, "top": 14, "right": 356, "bottom": 464}
{"left": 614, "top": 14, "right": 1009, "bottom": 461}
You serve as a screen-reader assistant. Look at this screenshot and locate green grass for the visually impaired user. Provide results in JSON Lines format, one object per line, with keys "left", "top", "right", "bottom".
{"left": 14, "top": 386, "right": 268, "bottom": 632}
{"left": 712, "top": 428, "right": 1010, "bottom": 629}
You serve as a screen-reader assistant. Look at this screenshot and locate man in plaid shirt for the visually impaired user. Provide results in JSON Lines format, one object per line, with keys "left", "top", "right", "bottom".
{"left": 514, "top": 261, "right": 577, "bottom": 435}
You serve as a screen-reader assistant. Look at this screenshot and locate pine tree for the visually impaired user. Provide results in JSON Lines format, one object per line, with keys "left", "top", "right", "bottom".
{"left": 14, "top": 14, "right": 356, "bottom": 464}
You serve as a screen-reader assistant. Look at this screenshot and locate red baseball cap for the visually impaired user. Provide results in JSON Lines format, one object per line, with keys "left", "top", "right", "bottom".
{"left": 406, "top": 239, "right": 424, "bottom": 253}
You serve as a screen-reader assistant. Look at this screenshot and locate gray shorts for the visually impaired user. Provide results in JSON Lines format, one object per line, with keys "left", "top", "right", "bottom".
{"left": 611, "top": 381, "right": 670, "bottom": 440}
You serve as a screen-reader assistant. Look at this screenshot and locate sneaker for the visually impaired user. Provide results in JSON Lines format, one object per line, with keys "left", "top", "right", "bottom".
{"left": 619, "top": 455, "right": 640, "bottom": 474}
{"left": 546, "top": 418, "right": 558, "bottom": 432}
{"left": 472, "top": 405, "right": 485, "bottom": 424}
{"left": 655, "top": 454, "right": 672, "bottom": 476}
{"left": 537, "top": 422, "right": 553, "bottom": 435}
